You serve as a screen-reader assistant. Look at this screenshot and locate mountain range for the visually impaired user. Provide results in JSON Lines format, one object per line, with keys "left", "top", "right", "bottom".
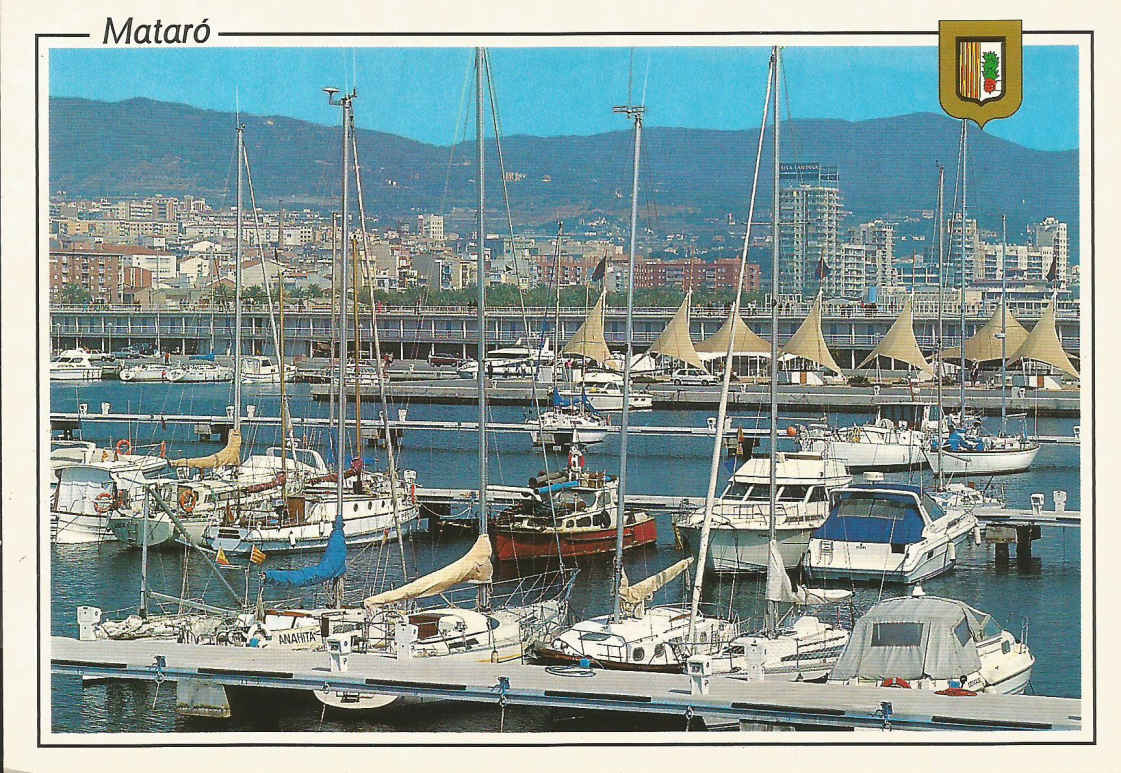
{"left": 50, "top": 97, "right": 1079, "bottom": 257}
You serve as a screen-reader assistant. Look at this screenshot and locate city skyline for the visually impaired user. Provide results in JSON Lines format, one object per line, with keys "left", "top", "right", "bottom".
{"left": 49, "top": 45, "right": 1079, "bottom": 151}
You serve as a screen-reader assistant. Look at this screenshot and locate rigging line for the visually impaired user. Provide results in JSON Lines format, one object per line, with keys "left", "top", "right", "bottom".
{"left": 440, "top": 51, "right": 475, "bottom": 217}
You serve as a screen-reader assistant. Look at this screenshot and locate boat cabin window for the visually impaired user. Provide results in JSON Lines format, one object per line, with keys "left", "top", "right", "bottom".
{"left": 593, "top": 513, "right": 610, "bottom": 528}
{"left": 579, "top": 632, "right": 612, "bottom": 642}
{"left": 835, "top": 492, "right": 913, "bottom": 521}
{"left": 921, "top": 493, "right": 947, "bottom": 521}
{"left": 778, "top": 485, "right": 809, "bottom": 502}
{"left": 806, "top": 486, "right": 827, "bottom": 503}
{"left": 722, "top": 481, "right": 753, "bottom": 500}
{"left": 631, "top": 646, "right": 645, "bottom": 661}
{"left": 870, "top": 621, "right": 923, "bottom": 647}
{"left": 954, "top": 616, "right": 973, "bottom": 647}
{"left": 487, "top": 616, "right": 501, "bottom": 631}
{"left": 653, "top": 643, "right": 665, "bottom": 659}
{"left": 575, "top": 516, "right": 592, "bottom": 528}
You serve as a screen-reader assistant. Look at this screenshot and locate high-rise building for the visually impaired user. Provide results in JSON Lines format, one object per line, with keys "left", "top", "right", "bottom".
{"left": 778, "top": 163, "right": 840, "bottom": 299}
{"left": 849, "top": 220, "right": 896, "bottom": 293}
{"left": 417, "top": 213, "right": 445, "bottom": 244}
{"left": 944, "top": 216, "right": 980, "bottom": 288}
{"left": 1032, "top": 217, "right": 1069, "bottom": 287}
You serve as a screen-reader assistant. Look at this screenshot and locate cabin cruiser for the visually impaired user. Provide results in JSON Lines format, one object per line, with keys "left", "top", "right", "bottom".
{"left": 674, "top": 452, "right": 851, "bottom": 572}
{"left": 51, "top": 461, "right": 173, "bottom": 544}
{"left": 803, "top": 483, "right": 978, "bottom": 585}
{"left": 827, "top": 592, "right": 1034, "bottom": 695}
{"left": 165, "top": 362, "right": 233, "bottom": 382}
{"left": 794, "top": 402, "right": 939, "bottom": 472}
{"left": 240, "top": 355, "right": 296, "bottom": 384}
{"left": 49, "top": 349, "right": 104, "bottom": 381}
{"left": 533, "top": 559, "right": 741, "bottom": 672}
{"left": 490, "top": 446, "right": 656, "bottom": 562}
{"left": 50, "top": 439, "right": 170, "bottom": 478}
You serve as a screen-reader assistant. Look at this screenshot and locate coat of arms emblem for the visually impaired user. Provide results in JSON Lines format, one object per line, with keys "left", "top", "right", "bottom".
{"left": 939, "top": 20, "right": 1023, "bottom": 127}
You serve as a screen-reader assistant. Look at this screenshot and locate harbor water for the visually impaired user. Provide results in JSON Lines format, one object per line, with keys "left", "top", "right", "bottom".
{"left": 49, "top": 380, "right": 1083, "bottom": 733}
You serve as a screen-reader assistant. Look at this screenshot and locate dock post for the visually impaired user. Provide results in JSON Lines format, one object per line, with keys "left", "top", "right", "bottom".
{"left": 1016, "top": 525, "right": 1040, "bottom": 562}
{"left": 995, "top": 543, "right": 1010, "bottom": 564}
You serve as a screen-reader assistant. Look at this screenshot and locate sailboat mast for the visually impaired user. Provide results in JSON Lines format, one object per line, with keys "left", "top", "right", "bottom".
{"left": 687, "top": 49, "right": 773, "bottom": 642}
{"left": 552, "top": 221, "right": 564, "bottom": 391}
{"left": 1001, "top": 214, "right": 1007, "bottom": 436}
{"left": 475, "top": 47, "right": 490, "bottom": 611}
{"left": 233, "top": 125, "right": 244, "bottom": 431}
{"left": 277, "top": 206, "right": 289, "bottom": 487}
{"left": 766, "top": 46, "right": 781, "bottom": 634}
{"left": 611, "top": 100, "right": 644, "bottom": 624}
{"left": 936, "top": 165, "right": 945, "bottom": 488}
{"left": 959, "top": 120, "right": 968, "bottom": 424}
{"left": 353, "top": 234, "right": 363, "bottom": 456}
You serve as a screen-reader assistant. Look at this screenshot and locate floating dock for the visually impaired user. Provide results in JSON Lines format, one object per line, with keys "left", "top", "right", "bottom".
{"left": 51, "top": 637, "right": 1081, "bottom": 732}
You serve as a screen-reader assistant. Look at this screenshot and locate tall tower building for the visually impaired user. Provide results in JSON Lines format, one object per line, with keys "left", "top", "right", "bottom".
{"left": 778, "top": 163, "right": 840, "bottom": 299}
{"left": 1032, "top": 217, "right": 1069, "bottom": 287}
{"left": 850, "top": 220, "right": 896, "bottom": 293}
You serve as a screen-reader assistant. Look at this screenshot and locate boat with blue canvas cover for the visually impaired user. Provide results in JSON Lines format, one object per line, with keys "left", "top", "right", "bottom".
{"left": 803, "top": 483, "right": 977, "bottom": 584}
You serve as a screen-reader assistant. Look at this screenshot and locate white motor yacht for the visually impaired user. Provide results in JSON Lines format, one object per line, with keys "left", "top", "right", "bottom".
{"left": 674, "top": 452, "right": 851, "bottom": 572}
{"left": 240, "top": 355, "right": 296, "bottom": 384}
{"left": 49, "top": 349, "right": 104, "bottom": 381}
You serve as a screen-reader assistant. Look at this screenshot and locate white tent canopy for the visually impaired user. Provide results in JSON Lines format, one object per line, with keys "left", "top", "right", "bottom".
{"left": 646, "top": 293, "right": 707, "bottom": 370}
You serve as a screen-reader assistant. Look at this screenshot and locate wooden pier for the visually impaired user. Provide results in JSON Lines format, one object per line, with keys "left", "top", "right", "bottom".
{"left": 51, "top": 637, "right": 1081, "bottom": 732}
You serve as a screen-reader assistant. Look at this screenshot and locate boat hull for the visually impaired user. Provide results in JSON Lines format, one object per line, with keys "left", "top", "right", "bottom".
{"left": 206, "top": 506, "right": 423, "bottom": 555}
{"left": 675, "top": 523, "right": 810, "bottom": 572}
{"left": 531, "top": 426, "right": 608, "bottom": 447}
{"left": 491, "top": 518, "right": 657, "bottom": 562}
{"left": 798, "top": 436, "right": 926, "bottom": 472}
{"left": 107, "top": 514, "right": 178, "bottom": 548}
{"left": 805, "top": 530, "right": 972, "bottom": 585}
{"left": 51, "top": 511, "right": 115, "bottom": 544}
{"left": 50, "top": 368, "right": 102, "bottom": 381}
{"left": 923, "top": 444, "right": 1040, "bottom": 476}
{"left": 531, "top": 646, "right": 685, "bottom": 673}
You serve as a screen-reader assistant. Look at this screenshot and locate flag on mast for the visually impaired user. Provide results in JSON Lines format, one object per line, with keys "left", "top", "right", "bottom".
{"left": 250, "top": 545, "right": 268, "bottom": 565}
{"left": 216, "top": 548, "right": 233, "bottom": 567}
{"left": 590, "top": 255, "right": 607, "bottom": 283}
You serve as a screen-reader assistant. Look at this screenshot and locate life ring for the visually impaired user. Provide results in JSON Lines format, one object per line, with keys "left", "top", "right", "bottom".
{"left": 223, "top": 504, "right": 234, "bottom": 525}
{"left": 851, "top": 429, "right": 862, "bottom": 443}
{"left": 786, "top": 425, "right": 798, "bottom": 438}
{"left": 178, "top": 489, "right": 198, "bottom": 513}
{"left": 94, "top": 492, "right": 116, "bottom": 513}
{"left": 116, "top": 439, "right": 132, "bottom": 456}
{"left": 881, "top": 677, "right": 912, "bottom": 689}
{"left": 410, "top": 483, "right": 417, "bottom": 505}
{"left": 935, "top": 687, "right": 977, "bottom": 697}
{"left": 159, "top": 441, "right": 167, "bottom": 458}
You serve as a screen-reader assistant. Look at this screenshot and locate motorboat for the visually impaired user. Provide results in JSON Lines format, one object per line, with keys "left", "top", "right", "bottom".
{"left": 558, "top": 380, "right": 652, "bottom": 411}
{"left": 827, "top": 592, "right": 1034, "bottom": 695}
{"left": 240, "top": 355, "right": 296, "bottom": 384}
{"left": 49, "top": 349, "right": 104, "bottom": 381}
{"left": 490, "top": 447, "right": 656, "bottom": 562}
{"left": 50, "top": 439, "right": 170, "bottom": 478}
{"left": 165, "top": 362, "right": 234, "bottom": 382}
{"left": 674, "top": 452, "right": 851, "bottom": 572}
{"left": 794, "top": 402, "right": 939, "bottom": 472}
{"left": 803, "top": 483, "right": 978, "bottom": 585}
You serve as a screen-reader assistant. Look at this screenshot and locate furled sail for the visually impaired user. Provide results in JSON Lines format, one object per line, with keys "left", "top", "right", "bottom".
{"left": 263, "top": 511, "right": 346, "bottom": 588}
{"left": 561, "top": 292, "right": 611, "bottom": 366}
{"left": 619, "top": 557, "right": 693, "bottom": 606}
{"left": 170, "top": 428, "right": 241, "bottom": 469}
{"left": 857, "top": 297, "right": 932, "bottom": 373}
{"left": 940, "top": 302, "right": 1028, "bottom": 363}
{"left": 781, "top": 294, "right": 844, "bottom": 375}
{"left": 1009, "top": 301, "right": 1079, "bottom": 379}
{"left": 363, "top": 535, "right": 493, "bottom": 610}
{"left": 695, "top": 311, "right": 770, "bottom": 360}
{"left": 647, "top": 293, "right": 707, "bottom": 370}
{"left": 765, "top": 539, "right": 851, "bottom": 605}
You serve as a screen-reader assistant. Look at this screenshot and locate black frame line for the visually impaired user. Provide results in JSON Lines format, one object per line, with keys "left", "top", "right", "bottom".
{"left": 32, "top": 26, "right": 1095, "bottom": 750}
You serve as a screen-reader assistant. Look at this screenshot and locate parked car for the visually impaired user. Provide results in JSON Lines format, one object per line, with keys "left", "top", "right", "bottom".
{"left": 112, "top": 346, "right": 141, "bottom": 359}
{"left": 671, "top": 367, "right": 717, "bottom": 386}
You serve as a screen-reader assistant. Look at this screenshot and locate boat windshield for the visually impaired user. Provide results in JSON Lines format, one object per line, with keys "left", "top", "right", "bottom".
{"left": 921, "top": 493, "right": 947, "bottom": 521}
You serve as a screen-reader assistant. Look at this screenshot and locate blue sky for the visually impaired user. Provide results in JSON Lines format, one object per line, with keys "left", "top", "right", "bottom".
{"left": 49, "top": 45, "right": 1078, "bottom": 151}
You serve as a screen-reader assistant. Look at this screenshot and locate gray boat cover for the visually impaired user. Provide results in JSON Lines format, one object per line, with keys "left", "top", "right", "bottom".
{"left": 830, "top": 596, "right": 991, "bottom": 681}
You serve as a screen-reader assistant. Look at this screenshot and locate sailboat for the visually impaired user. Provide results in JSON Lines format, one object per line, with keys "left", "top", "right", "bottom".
{"left": 923, "top": 124, "right": 1040, "bottom": 477}
{"left": 685, "top": 46, "right": 852, "bottom": 681}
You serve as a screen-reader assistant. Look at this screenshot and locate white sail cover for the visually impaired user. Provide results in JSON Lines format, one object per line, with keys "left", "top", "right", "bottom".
{"left": 781, "top": 294, "right": 844, "bottom": 375}
{"left": 695, "top": 311, "right": 770, "bottom": 359}
{"left": 857, "top": 297, "right": 932, "bottom": 374}
{"left": 941, "top": 303, "right": 1028, "bottom": 363}
{"left": 647, "top": 295, "right": 707, "bottom": 370}
{"left": 562, "top": 292, "right": 611, "bottom": 366}
{"left": 363, "top": 535, "right": 493, "bottom": 609}
{"left": 1009, "top": 301, "right": 1079, "bottom": 379}
{"left": 170, "top": 428, "right": 241, "bottom": 469}
{"left": 765, "top": 540, "right": 851, "bottom": 605}
{"left": 618, "top": 557, "right": 693, "bottom": 606}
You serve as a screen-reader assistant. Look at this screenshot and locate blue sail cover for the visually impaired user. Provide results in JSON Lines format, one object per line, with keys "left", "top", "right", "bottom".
{"left": 551, "top": 388, "right": 597, "bottom": 413}
{"left": 263, "top": 512, "right": 347, "bottom": 588}
{"left": 189, "top": 352, "right": 216, "bottom": 361}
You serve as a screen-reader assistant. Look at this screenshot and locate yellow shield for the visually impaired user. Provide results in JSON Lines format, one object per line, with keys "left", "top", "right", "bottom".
{"left": 939, "top": 20, "right": 1023, "bottom": 128}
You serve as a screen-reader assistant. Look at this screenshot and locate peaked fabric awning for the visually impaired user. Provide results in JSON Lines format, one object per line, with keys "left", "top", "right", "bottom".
{"left": 781, "top": 294, "right": 844, "bottom": 375}
{"left": 1009, "top": 301, "right": 1079, "bottom": 379}
{"left": 561, "top": 292, "right": 611, "bottom": 366}
{"left": 940, "top": 303, "right": 1029, "bottom": 363}
{"left": 858, "top": 297, "right": 932, "bottom": 373}
{"left": 363, "top": 535, "right": 493, "bottom": 609}
{"left": 647, "top": 294, "right": 707, "bottom": 370}
{"left": 695, "top": 310, "right": 771, "bottom": 360}
{"left": 170, "top": 428, "right": 242, "bottom": 469}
